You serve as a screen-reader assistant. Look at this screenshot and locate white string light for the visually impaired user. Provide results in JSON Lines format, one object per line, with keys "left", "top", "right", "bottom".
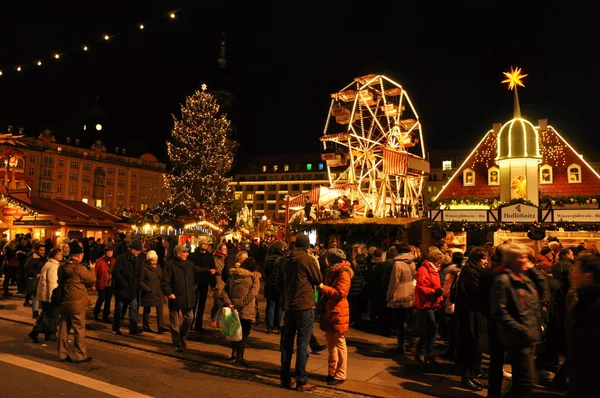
{"left": 0, "top": 9, "right": 183, "bottom": 78}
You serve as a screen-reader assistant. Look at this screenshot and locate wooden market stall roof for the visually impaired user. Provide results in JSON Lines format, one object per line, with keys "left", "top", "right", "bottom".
{"left": 28, "top": 197, "right": 122, "bottom": 228}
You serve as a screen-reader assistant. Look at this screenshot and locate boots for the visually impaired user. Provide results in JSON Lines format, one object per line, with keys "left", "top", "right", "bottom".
{"left": 424, "top": 350, "right": 438, "bottom": 364}
{"left": 230, "top": 342, "right": 238, "bottom": 361}
{"left": 413, "top": 340, "right": 423, "bottom": 363}
{"left": 235, "top": 342, "right": 249, "bottom": 366}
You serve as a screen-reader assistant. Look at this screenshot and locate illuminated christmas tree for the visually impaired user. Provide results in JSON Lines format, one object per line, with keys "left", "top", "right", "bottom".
{"left": 166, "top": 86, "right": 235, "bottom": 222}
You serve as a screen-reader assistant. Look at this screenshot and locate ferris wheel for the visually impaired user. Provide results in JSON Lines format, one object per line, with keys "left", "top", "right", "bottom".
{"left": 320, "top": 74, "right": 429, "bottom": 218}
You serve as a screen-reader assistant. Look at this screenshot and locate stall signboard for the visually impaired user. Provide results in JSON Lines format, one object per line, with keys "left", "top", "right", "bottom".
{"left": 2, "top": 207, "right": 29, "bottom": 217}
{"left": 13, "top": 220, "right": 53, "bottom": 226}
{"left": 443, "top": 210, "right": 489, "bottom": 222}
{"left": 500, "top": 204, "right": 538, "bottom": 222}
{"left": 545, "top": 209, "right": 600, "bottom": 223}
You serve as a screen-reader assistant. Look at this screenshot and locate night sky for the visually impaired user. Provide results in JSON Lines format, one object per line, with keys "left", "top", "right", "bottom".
{"left": 1, "top": 1, "right": 599, "bottom": 171}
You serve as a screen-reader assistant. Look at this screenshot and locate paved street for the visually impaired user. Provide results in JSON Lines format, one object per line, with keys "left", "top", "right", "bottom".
{"left": 0, "top": 282, "right": 566, "bottom": 398}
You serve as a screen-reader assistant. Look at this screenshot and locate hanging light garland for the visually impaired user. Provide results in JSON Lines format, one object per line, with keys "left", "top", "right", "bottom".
{"left": 0, "top": 9, "right": 182, "bottom": 77}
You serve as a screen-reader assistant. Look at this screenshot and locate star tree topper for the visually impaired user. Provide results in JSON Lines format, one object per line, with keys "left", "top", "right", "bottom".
{"left": 502, "top": 66, "right": 527, "bottom": 118}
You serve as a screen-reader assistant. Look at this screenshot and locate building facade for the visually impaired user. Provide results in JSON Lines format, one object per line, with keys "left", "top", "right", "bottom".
{"left": 230, "top": 154, "right": 329, "bottom": 221}
{"left": 1, "top": 126, "right": 169, "bottom": 213}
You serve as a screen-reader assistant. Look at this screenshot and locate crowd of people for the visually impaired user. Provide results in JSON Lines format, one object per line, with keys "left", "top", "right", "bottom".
{"left": 2, "top": 231, "right": 599, "bottom": 396}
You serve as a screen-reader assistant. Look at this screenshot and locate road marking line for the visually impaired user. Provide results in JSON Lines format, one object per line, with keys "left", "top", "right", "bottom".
{"left": 0, "top": 353, "right": 153, "bottom": 397}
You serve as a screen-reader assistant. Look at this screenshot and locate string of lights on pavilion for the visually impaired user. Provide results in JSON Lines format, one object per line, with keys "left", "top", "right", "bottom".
{"left": 472, "top": 132, "right": 498, "bottom": 168}
{"left": 0, "top": 9, "right": 182, "bottom": 77}
{"left": 539, "top": 128, "right": 567, "bottom": 167}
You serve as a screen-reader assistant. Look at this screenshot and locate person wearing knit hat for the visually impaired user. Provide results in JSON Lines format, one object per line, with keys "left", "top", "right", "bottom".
{"left": 139, "top": 249, "right": 166, "bottom": 333}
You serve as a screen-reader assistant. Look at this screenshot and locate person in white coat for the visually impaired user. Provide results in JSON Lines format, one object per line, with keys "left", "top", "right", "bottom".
{"left": 28, "top": 248, "right": 64, "bottom": 343}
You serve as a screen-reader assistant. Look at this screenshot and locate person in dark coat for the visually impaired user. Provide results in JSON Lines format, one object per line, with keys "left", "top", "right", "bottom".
{"left": 25, "top": 243, "right": 47, "bottom": 319}
{"left": 568, "top": 254, "right": 600, "bottom": 396}
{"left": 490, "top": 243, "right": 542, "bottom": 398}
{"left": 155, "top": 236, "right": 166, "bottom": 268}
{"left": 188, "top": 236, "right": 215, "bottom": 332}
{"left": 138, "top": 250, "right": 166, "bottom": 333}
{"left": 111, "top": 240, "right": 143, "bottom": 335}
{"left": 455, "top": 246, "right": 490, "bottom": 391}
{"left": 264, "top": 241, "right": 285, "bottom": 334}
{"left": 161, "top": 244, "right": 214, "bottom": 352}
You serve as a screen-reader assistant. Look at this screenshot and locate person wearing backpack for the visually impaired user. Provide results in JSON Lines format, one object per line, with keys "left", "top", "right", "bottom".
{"left": 440, "top": 251, "right": 463, "bottom": 361}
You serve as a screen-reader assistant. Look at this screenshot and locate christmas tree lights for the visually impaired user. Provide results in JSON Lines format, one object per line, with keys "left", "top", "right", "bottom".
{"left": 165, "top": 88, "right": 235, "bottom": 223}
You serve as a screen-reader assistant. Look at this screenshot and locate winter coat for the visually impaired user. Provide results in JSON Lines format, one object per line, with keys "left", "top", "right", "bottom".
{"left": 263, "top": 252, "right": 283, "bottom": 299}
{"left": 36, "top": 258, "right": 61, "bottom": 303}
{"left": 348, "top": 263, "right": 365, "bottom": 298}
{"left": 455, "top": 261, "right": 489, "bottom": 360}
{"left": 490, "top": 267, "right": 542, "bottom": 348}
{"left": 415, "top": 260, "right": 443, "bottom": 309}
{"left": 223, "top": 267, "right": 261, "bottom": 322}
{"left": 94, "top": 255, "right": 116, "bottom": 290}
{"left": 552, "top": 256, "right": 573, "bottom": 299}
{"left": 138, "top": 262, "right": 165, "bottom": 307}
{"left": 58, "top": 258, "right": 96, "bottom": 313}
{"left": 386, "top": 253, "right": 416, "bottom": 309}
{"left": 277, "top": 248, "right": 322, "bottom": 311}
{"left": 112, "top": 252, "right": 141, "bottom": 300}
{"left": 319, "top": 260, "right": 353, "bottom": 335}
{"left": 25, "top": 254, "right": 46, "bottom": 294}
{"left": 442, "top": 264, "right": 460, "bottom": 314}
{"left": 569, "top": 284, "right": 600, "bottom": 396}
{"left": 161, "top": 257, "right": 203, "bottom": 311}
{"left": 188, "top": 250, "right": 215, "bottom": 285}
{"left": 212, "top": 253, "right": 227, "bottom": 298}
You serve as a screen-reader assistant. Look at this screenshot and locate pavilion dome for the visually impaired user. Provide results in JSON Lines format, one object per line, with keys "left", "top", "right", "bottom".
{"left": 495, "top": 117, "right": 541, "bottom": 162}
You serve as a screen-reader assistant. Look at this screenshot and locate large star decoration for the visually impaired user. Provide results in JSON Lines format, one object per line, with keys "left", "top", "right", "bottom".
{"left": 502, "top": 67, "right": 528, "bottom": 90}
{"left": 201, "top": 83, "right": 208, "bottom": 91}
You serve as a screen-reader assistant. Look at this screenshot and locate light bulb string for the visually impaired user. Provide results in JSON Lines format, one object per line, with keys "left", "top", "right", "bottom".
{"left": 0, "top": 8, "right": 183, "bottom": 76}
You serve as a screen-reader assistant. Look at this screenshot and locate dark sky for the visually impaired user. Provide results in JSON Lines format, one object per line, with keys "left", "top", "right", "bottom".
{"left": 1, "top": 0, "right": 599, "bottom": 171}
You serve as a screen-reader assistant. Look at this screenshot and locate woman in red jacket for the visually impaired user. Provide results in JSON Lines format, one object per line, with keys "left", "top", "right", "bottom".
{"left": 414, "top": 249, "right": 445, "bottom": 363}
{"left": 317, "top": 248, "right": 353, "bottom": 385}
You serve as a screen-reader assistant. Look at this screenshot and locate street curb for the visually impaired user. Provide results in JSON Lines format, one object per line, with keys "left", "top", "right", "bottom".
{"left": 1, "top": 315, "right": 383, "bottom": 397}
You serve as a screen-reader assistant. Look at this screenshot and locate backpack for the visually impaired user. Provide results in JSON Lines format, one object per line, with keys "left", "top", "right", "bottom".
{"left": 449, "top": 272, "right": 460, "bottom": 304}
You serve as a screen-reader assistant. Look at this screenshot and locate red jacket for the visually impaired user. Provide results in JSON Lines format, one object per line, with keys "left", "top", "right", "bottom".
{"left": 415, "top": 260, "right": 443, "bottom": 309}
{"left": 319, "top": 260, "right": 353, "bottom": 335}
{"left": 94, "top": 255, "right": 116, "bottom": 290}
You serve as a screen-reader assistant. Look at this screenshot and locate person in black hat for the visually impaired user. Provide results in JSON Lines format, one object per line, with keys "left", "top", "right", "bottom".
{"left": 111, "top": 239, "right": 143, "bottom": 335}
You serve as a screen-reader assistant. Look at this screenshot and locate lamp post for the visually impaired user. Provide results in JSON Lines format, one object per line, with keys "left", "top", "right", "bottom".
{"left": 284, "top": 195, "right": 291, "bottom": 242}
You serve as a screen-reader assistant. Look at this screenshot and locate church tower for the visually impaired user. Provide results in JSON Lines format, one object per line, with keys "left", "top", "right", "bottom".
{"left": 207, "top": 33, "right": 237, "bottom": 139}
{"left": 495, "top": 67, "right": 542, "bottom": 206}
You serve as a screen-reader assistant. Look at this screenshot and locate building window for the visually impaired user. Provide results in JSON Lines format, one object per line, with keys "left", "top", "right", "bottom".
{"left": 43, "top": 156, "right": 53, "bottom": 165}
{"left": 42, "top": 169, "right": 53, "bottom": 178}
{"left": 132, "top": 182, "right": 136, "bottom": 189}
{"left": 306, "top": 163, "right": 312, "bottom": 171}
{"left": 284, "top": 164, "right": 289, "bottom": 171}
{"left": 82, "top": 175, "right": 91, "bottom": 183}
{"left": 82, "top": 187, "right": 90, "bottom": 195}
{"left": 82, "top": 198, "right": 88, "bottom": 204}
{"left": 107, "top": 178, "right": 114, "bottom": 185}
{"left": 41, "top": 181, "right": 52, "bottom": 191}
{"left": 488, "top": 167, "right": 500, "bottom": 185}
{"left": 568, "top": 164, "right": 582, "bottom": 183}
{"left": 83, "top": 163, "right": 91, "bottom": 170}
{"left": 70, "top": 161, "right": 79, "bottom": 169}
{"left": 30, "top": 155, "right": 36, "bottom": 163}
{"left": 463, "top": 168, "right": 475, "bottom": 186}
{"left": 95, "top": 199, "right": 102, "bottom": 207}
{"left": 59, "top": 159, "right": 64, "bottom": 167}
{"left": 318, "top": 163, "right": 324, "bottom": 170}
{"left": 246, "top": 193, "right": 253, "bottom": 200}
{"left": 96, "top": 176, "right": 104, "bottom": 184}
{"left": 68, "top": 186, "right": 77, "bottom": 194}
{"left": 280, "top": 184, "right": 288, "bottom": 190}
{"left": 58, "top": 171, "right": 63, "bottom": 179}
{"left": 132, "top": 171, "right": 137, "bottom": 178}
{"left": 57, "top": 183, "right": 62, "bottom": 192}
{"left": 69, "top": 173, "right": 78, "bottom": 181}
{"left": 107, "top": 167, "right": 115, "bottom": 174}
{"left": 295, "top": 164, "right": 301, "bottom": 171}
{"left": 262, "top": 165, "right": 267, "bottom": 172}
{"left": 273, "top": 165, "right": 278, "bottom": 172}
{"left": 118, "top": 169, "right": 126, "bottom": 176}
{"left": 118, "top": 180, "right": 125, "bottom": 187}
{"left": 540, "top": 164, "right": 553, "bottom": 184}
{"left": 29, "top": 168, "right": 34, "bottom": 176}
{"left": 442, "top": 160, "right": 452, "bottom": 171}
{"left": 106, "top": 190, "right": 113, "bottom": 198}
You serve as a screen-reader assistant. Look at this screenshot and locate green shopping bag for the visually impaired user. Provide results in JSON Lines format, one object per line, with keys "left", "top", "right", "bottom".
{"left": 220, "top": 307, "right": 241, "bottom": 337}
